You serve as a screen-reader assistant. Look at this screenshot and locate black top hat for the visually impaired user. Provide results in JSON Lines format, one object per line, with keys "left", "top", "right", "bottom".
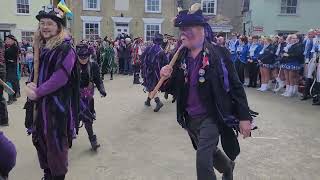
{"left": 174, "top": 3, "right": 207, "bottom": 27}
{"left": 76, "top": 43, "right": 90, "bottom": 59}
{"left": 153, "top": 33, "right": 164, "bottom": 44}
{"left": 36, "top": 6, "right": 65, "bottom": 26}
{"left": 5, "top": 35, "right": 18, "bottom": 42}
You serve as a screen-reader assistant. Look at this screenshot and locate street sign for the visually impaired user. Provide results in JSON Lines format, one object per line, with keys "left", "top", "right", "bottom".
{"left": 253, "top": 26, "right": 264, "bottom": 32}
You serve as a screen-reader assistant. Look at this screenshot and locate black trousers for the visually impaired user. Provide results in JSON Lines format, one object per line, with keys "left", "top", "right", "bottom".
{"left": 247, "top": 62, "right": 259, "bottom": 87}
{"left": 186, "top": 116, "right": 232, "bottom": 180}
{"left": 235, "top": 61, "right": 246, "bottom": 84}
{"left": 6, "top": 67, "right": 18, "bottom": 100}
{"left": 118, "top": 57, "right": 125, "bottom": 74}
{"left": 0, "top": 87, "right": 8, "bottom": 125}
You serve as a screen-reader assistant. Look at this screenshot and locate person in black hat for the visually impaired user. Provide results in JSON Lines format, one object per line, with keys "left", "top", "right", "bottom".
{"left": 24, "top": 5, "right": 79, "bottom": 180}
{"left": 132, "top": 37, "right": 143, "bottom": 84}
{"left": 4, "top": 34, "right": 19, "bottom": 105}
{"left": 160, "top": 3, "right": 253, "bottom": 180}
{"left": 0, "top": 39, "right": 9, "bottom": 126}
{"left": 141, "top": 33, "right": 168, "bottom": 112}
{"left": 117, "top": 35, "right": 126, "bottom": 74}
{"left": 76, "top": 43, "right": 106, "bottom": 150}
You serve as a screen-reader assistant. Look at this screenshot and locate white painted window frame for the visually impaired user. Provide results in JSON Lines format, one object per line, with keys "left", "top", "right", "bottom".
{"left": 81, "top": 16, "right": 103, "bottom": 40}
{"left": 83, "top": 0, "right": 101, "bottom": 11}
{"left": 201, "top": 0, "right": 217, "bottom": 15}
{"left": 279, "top": 0, "right": 298, "bottom": 15}
{"left": 16, "top": 0, "right": 31, "bottom": 15}
{"left": 21, "top": 30, "right": 35, "bottom": 42}
{"left": 143, "top": 18, "right": 164, "bottom": 41}
{"left": 145, "top": 0, "right": 162, "bottom": 13}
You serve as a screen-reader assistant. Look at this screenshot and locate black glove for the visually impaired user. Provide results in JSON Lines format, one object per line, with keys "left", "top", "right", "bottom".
{"left": 100, "top": 91, "right": 107, "bottom": 97}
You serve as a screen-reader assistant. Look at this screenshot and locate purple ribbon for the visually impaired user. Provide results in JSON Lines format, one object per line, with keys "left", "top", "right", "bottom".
{"left": 220, "top": 58, "right": 230, "bottom": 92}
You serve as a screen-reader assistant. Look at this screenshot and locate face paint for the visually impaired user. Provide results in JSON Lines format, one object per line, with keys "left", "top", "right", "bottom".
{"left": 179, "top": 27, "right": 195, "bottom": 40}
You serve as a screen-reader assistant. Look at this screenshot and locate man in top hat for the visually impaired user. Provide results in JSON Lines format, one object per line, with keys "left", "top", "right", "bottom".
{"left": 4, "top": 34, "right": 19, "bottom": 105}
{"left": 141, "top": 33, "right": 168, "bottom": 112}
{"left": 123, "top": 37, "right": 133, "bottom": 75}
{"left": 0, "top": 131, "right": 17, "bottom": 180}
{"left": 160, "top": 3, "right": 252, "bottom": 180}
{"left": 0, "top": 38, "right": 9, "bottom": 126}
{"left": 76, "top": 43, "right": 106, "bottom": 150}
{"left": 24, "top": 5, "right": 79, "bottom": 180}
{"left": 132, "top": 37, "right": 144, "bottom": 84}
{"left": 117, "top": 35, "right": 126, "bottom": 74}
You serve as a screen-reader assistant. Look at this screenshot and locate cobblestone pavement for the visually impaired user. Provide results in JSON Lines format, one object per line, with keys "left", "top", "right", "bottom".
{"left": 2, "top": 75, "right": 320, "bottom": 180}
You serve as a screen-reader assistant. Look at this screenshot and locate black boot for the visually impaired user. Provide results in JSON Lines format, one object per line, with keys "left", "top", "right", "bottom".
{"left": 313, "top": 82, "right": 320, "bottom": 105}
{"left": 7, "top": 96, "right": 15, "bottom": 105}
{"left": 301, "top": 78, "right": 313, "bottom": 100}
{"left": 0, "top": 175, "right": 7, "bottom": 180}
{"left": 41, "top": 169, "right": 52, "bottom": 180}
{"left": 110, "top": 71, "right": 113, "bottom": 80}
{"left": 144, "top": 97, "right": 151, "bottom": 106}
{"left": 89, "top": 135, "right": 101, "bottom": 151}
{"left": 164, "top": 92, "right": 169, "bottom": 100}
{"left": 213, "top": 149, "right": 235, "bottom": 180}
{"left": 52, "top": 175, "right": 65, "bottom": 180}
{"left": 154, "top": 97, "right": 164, "bottom": 112}
{"left": 0, "top": 97, "right": 9, "bottom": 126}
{"left": 133, "top": 74, "right": 141, "bottom": 84}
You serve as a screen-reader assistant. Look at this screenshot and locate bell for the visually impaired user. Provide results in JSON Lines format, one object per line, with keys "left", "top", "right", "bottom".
{"left": 181, "top": 63, "right": 187, "bottom": 70}
{"left": 199, "top": 68, "right": 205, "bottom": 76}
{"left": 199, "top": 76, "right": 205, "bottom": 83}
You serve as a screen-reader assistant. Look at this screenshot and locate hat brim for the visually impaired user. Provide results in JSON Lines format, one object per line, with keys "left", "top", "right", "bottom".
{"left": 5, "top": 35, "right": 17, "bottom": 42}
{"left": 78, "top": 55, "right": 90, "bottom": 59}
{"left": 174, "top": 21, "right": 207, "bottom": 27}
{"left": 36, "top": 14, "right": 64, "bottom": 25}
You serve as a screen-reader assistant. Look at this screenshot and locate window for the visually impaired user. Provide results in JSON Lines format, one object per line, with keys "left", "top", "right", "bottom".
{"left": 21, "top": 31, "right": 34, "bottom": 43}
{"left": 144, "top": 24, "right": 161, "bottom": 42}
{"left": 202, "top": 0, "right": 217, "bottom": 15}
{"left": 83, "top": 0, "right": 100, "bottom": 11}
{"left": 145, "top": 0, "right": 161, "bottom": 13}
{"left": 84, "top": 22, "right": 100, "bottom": 40}
{"left": 281, "top": 0, "right": 297, "bottom": 14}
{"left": 16, "top": 0, "right": 30, "bottom": 14}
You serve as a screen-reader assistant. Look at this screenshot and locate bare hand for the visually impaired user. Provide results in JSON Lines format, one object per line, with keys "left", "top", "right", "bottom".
{"left": 239, "top": 120, "right": 251, "bottom": 139}
{"left": 27, "top": 82, "right": 37, "bottom": 91}
{"left": 160, "top": 65, "right": 173, "bottom": 80}
{"left": 25, "top": 87, "right": 38, "bottom": 101}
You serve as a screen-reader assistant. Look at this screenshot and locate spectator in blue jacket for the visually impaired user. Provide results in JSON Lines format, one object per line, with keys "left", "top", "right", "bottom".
{"left": 227, "top": 33, "right": 239, "bottom": 62}
{"left": 247, "top": 35, "right": 262, "bottom": 87}
{"left": 235, "top": 36, "right": 249, "bottom": 84}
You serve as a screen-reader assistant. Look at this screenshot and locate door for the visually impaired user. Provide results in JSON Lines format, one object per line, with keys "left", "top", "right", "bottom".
{"left": 114, "top": 23, "right": 129, "bottom": 39}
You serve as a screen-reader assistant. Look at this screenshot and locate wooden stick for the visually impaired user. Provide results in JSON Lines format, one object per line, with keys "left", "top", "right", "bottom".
{"left": 32, "top": 34, "right": 40, "bottom": 122}
{"left": 0, "top": 79, "right": 15, "bottom": 95}
{"left": 148, "top": 45, "right": 184, "bottom": 99}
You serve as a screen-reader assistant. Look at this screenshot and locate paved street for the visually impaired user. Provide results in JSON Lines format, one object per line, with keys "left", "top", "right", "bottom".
{"left": 1, "top": 76, "right": 320, "bottom": 180}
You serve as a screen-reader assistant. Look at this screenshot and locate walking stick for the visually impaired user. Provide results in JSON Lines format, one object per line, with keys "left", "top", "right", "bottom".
{"left": 32, "top": 32, "right": 41, "bottom": 122}
{"left": 148, "top": 45, "right": 184, "bottom": 99}
{"left": 0, "top": 79, "right": 15, "bottom": 95}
